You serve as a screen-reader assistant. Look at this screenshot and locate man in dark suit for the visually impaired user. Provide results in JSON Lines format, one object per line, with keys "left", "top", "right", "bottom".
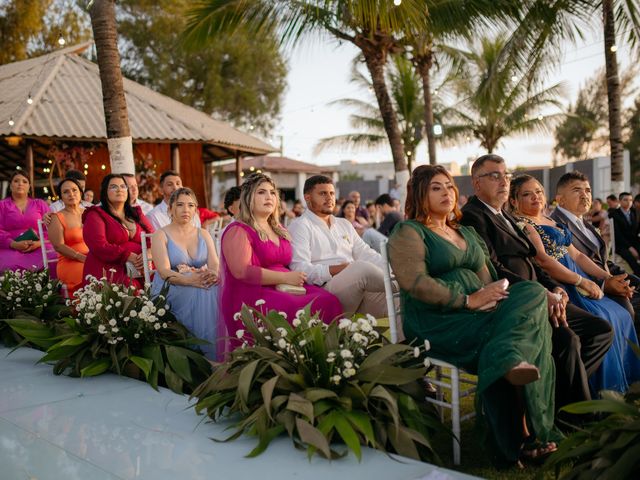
{"left": 551, "top": 172, "right": 640, "bottom": 330}
{"left": 609, "top": 192, "right": 640, "bottom": 276}
{"left": 460, "top": 154, "right": 613, "bottom": 410}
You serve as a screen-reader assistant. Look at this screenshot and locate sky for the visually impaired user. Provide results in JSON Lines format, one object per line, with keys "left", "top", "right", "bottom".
{"left": 273, "top": 26, "right": 637, "bottom": 171}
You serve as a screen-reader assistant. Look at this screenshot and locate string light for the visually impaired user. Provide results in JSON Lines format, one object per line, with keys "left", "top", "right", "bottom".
{"left": 101, "top": 164, "right": 106, "bottom": 170}
{"left": 27, "top": 94, "right": 33, "bottom": 105}
{"left": 58, "top": 33, "right": 66, "bottom": 46}
{"left": 610, "top": 45, "right": 618, "bottom": 52}
{"left": 393, "top": 0, "right": 402, "bottom": 5}
{"left": 8, "top": 118, "right": 14, "bottom": 126}
{"left": 511, "top": 75, "right": 518, "bottom": 83}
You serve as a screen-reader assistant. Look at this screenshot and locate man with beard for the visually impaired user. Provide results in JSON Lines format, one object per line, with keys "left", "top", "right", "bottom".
{"left": 289, "top": 175, "right": 387, "bottom": 318}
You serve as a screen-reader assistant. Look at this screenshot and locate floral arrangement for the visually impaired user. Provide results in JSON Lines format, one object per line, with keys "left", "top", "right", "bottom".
{"left": 0, "top": 269, "right": 67, "bottom": 346}
{"left": 8, "top": 276, "right": 212, "bottom": 394}
{"left": 545, "top": 346, "right": 640, "bottom": 479}
{"left": 192, "top": 304, "right": 443, "bottom": 462}
{"left": 135, "top": 151, "right": 160, "bottom": 204}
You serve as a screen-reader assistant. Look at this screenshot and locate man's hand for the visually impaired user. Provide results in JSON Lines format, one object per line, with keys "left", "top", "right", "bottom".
{"left": 603, "top": 274, "right": 634, "bottom": 298}
{"left": 329, "top": 263, "right": 350, "bottom": 276}
{"left": 630, "top": 247, "right": 639, "bottom": 259}
{"left": 547, "top": 289, "right": 568, "bottom": 328}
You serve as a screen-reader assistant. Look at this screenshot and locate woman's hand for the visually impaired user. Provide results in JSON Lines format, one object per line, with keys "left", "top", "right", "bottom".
{"left": 128, "top": 253, "right": 144, "bottom": 271}
{"left": 578, "top": 277, "right": 604, "bottom": 299}
{"left": 467, "top": 281, "right": 509, "bottom": 311}
{"left": 10, "top": 240, "right": 35, "bottom": 252}
{"left": 189, "top": 271, "right": 215, "bottom": 289}
{"left": 281, "top": 270, "right": 307, "bottom": 287}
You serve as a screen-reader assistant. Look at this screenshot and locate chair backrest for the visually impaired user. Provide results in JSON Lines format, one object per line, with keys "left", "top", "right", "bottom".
{"left": 608, "top": 217, "right": 616, "bottom": 265}
{"left": 379, "top": 238, "right": 401, "bottom": 343}
{"left": 140, "top": 232, "right": 154, "bottom": 286}
{"left": 37, "top": 218, "right": 58, "bottom": 269}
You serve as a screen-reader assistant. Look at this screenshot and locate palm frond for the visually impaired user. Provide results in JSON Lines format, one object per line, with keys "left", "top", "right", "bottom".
{"left": 313, "top": 133, "right": 387, "bottom": 155}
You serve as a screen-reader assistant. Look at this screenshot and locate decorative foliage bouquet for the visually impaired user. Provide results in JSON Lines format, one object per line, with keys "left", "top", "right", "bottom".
{"left": 9, "top": 276, "right": 211, "bottom": 394}
{"left": 192, "top": 304, "right": 444, "bottom": 462}
{"left": 0, "top": 269, "right": 67, "bottom": 347}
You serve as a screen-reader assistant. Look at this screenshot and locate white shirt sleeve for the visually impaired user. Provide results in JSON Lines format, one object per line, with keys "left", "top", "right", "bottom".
{"left": 350, "top": 225, "right": 385, "bottom": 270}
{"left": 289, "top": 219, "right": 332, "bottom": 285}
{"left": 146, "top": 207, "right": 163, "bottom": 230}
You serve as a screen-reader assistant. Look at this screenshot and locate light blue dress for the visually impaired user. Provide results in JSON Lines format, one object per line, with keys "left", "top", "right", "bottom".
{"left": 151, "top": 230, "right": 218, "bottom": 359}
{"left": 528, "top": 220, "right": 640, "bottom": 394}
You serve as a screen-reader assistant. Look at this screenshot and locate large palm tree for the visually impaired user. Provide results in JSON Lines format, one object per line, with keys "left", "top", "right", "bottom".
{"left": 88, "top": 0, "right": 134, "bottom": 174}
{"left": 182, "top": 0, "right": 430, "bottom": 194}
{"left": 441, "top": 35, "right": 565, "bottom": 154}
{"left": 508, "top": 0, "right": 640, "bottom": 193}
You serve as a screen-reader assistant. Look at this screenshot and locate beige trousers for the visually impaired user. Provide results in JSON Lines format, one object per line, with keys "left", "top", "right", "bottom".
{"left": 325, "top": 260, "right": 387, "bottom": 318}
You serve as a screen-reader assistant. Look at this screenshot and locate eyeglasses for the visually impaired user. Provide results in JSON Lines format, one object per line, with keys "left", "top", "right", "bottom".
{"left": 477, "top": 172, "right": 513, "bottom": 182}
{"left": 108, "top": 184, "right": 129, "bottom": 191}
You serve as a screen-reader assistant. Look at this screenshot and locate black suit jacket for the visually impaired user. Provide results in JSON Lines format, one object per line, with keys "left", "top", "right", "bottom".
{"left": 460, "top": 196, "right": 560, "bottom": 291}
{"left": 609, "top": 207, "right": 640, "bottom": 252}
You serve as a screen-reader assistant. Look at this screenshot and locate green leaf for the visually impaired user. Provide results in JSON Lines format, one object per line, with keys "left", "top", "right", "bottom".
{"left": 246, "top": 425, "right": 285, "bottom": 458}
{"left": 165, "top": 346, "right": 193, "bottom": 383}
{"left": 80, "top": 358, "right": 111, "bottom": 377}
{"left": 286, "top": 393, "right": 314, "bottom": 422}
{"left": 356, "top": 364, "right": 425, "bottom": 385}
{"left": 295, "top": 417, "right": 331, "bottom": 459}
{"left": 164, "top": 365, "right": 184, "bottom": 394}
{"left": 561, "top": 399, "right": 638, "bottom": 416}
{"left": 304, "top": 388, "right": 338, "bottom": 403}
{"left": 605, "top": 442, "right": 640, "bottom": 478}
{"left": 238, "top": 360, "right": 260, "bottom": 407}
{"left": 130, "top": 355, "right": 153, "bottom": 381}
{"left": 143, "top": 345, "right": 165, "bottom": 373}
{"left": 49, "top": 335, "right": 87, "bottom": 350}
{"left": 333, "top": 411, "right": 362, "bottom": 461}
{"left": 359, "top": 343, "right": 413, "bottom": 370}
{"left": 261, "top": 375, "right": 279, "bottom": 420}
{"left": 370, "top": 385, "right": 400, "bottom": 428}
{"left": 343, "top": 410, "right": 375, "bottom": 447}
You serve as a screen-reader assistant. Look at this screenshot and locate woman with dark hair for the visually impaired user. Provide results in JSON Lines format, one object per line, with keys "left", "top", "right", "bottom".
{"left": 387, "top": 165, "right": 559, "bottom": 467}
{"left": 509, "top": 174, "right": 640, "bottom": 393}
{"left": 219, "top": 173, "right": 342, "bottom": 355}
{"left": 82, "top": 174, "right": 153, "bottom": 287}
{"left": 48, "top": 178, "right": 88, "bottom": 294}
{"left": 338, "top": 200, "right": 367, "bottom": 235}
{"left": 0, "top": 171, "right": 55, "bottom": 271}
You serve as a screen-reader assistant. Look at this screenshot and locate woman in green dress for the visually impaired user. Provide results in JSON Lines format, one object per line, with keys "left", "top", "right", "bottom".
{"left": 387, "top": 165, "right": 559, "bottom": 467}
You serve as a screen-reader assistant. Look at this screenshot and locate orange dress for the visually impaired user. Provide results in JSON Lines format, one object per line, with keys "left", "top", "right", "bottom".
{"left": 55, "top": 212, "right": 89, "bottom": 294}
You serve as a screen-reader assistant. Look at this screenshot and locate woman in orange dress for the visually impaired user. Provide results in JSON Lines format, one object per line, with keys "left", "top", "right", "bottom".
{"left": 48, "top": 178, "right": 89, "bottom": 294}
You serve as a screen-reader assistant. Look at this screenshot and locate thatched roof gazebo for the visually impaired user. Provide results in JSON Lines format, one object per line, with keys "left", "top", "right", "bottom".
{"left": 0, "top": 42, "right": 274, "bottom": 205}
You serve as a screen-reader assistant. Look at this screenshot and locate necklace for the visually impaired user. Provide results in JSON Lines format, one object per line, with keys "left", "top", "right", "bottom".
{"left": 430, "top": 223, "right": 453, "bottom": 239}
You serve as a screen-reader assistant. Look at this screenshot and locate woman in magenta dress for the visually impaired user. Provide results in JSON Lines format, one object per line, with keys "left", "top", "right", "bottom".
{"left": 219, "top": 173, "right": 342, "bottom": 355}
{"left": 82, "top": 174, "right": 153, "bottom": 288}
{"left": 0, "top": 171, "right": 55, "bottom": 272}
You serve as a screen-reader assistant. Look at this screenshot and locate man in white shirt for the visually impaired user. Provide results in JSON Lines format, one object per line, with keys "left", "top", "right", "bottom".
{"left": 49, "top": 170, "right": 93, "bottom": 212}
{"left": 122, "top": 174, "right": 153, "bottom": 215}
{"left": 289, "top": 175, "right": 387, "bottom": 317}
{"left": 146, "top": 170, "right": 201, "bottom": 229}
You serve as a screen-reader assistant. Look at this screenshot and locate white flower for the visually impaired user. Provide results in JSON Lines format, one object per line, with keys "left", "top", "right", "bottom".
{"left": 276, "top": 327, "right": 288, "bottom": 337}
{"left": 98, "top": 325, "right": 106, "bottom": 334}
{"left": 414, "top": 347, "right": 420, "bottom": 358}
{"left": 236, "top": 329, "right": 245, "bottom": 339}
{"left": 233, "top": 312, "right": 242, "bottom": 321}
{"left": 331, "top": 375, "right": 341, "bottom": 385}
{"left": 162, "top": 322, "right": 168, "bottom": 328}
{"left": 278, "top": 311, "right": 287, "bottom": 319}
{"left": 108, "top": 319, "right": 117, "bottom": 326}
{"left": 157, "top": 308, "right": 166, "bottom": 316}
{"left": 295, "top": 309, "right": 305, "bottom": 319}
{"left": 292, "top": 318, "right": 301, "bottom": 327}
{"left": 111, "top": 327, "right": 119, "bottom": 333}
{"left": 35, "top": 284, "right": 42, "bottom": 292}
{"left": 424, "top": 358, "right": 431, "bottom": 368}
{"left": 96, "top": 303, "right": 102, "bottom": 310}
{"left": 134, "top": 333, "right": 140, "bottom": 339}
{"left": 85, "top": 319, "right": 91, "bottom": 325}
{"left": 423, "top": 340, "right": 431, "bottom": 351}
{"left": 343, "top": 368, "right": 356, "bottom": 378}
{"left": 298, "top": 340, "right": 307, "bottom": 347}
{"left": 277, "top": 338, "right": 287, "bottom": 349}
{"left": 340, "top": 349, "right": 353, "bottom": 359}
{"left": 352, "top": 333, "right": 364, "bottom": 344}
{"left": 115, "top": 301, "right": 122, "bottom": 307}
{"left": 154, "top": 323, "right": 161, "bottom": 330}
{"left": 255, "top": 299, "right": 266, "bottom": 306}
{"left": 344, "top": 361, "right": 353, "bottom": 368}
{"left": 130, "top": 310, "right": 138, "bottom": 318}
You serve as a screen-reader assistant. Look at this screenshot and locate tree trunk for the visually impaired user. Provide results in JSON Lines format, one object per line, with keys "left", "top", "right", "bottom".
{"left": 89, "top": 0, "right": 134, "bottom": 174}
{"left": 603, "top": 0, "right": 625, "bottom": 192}
{"left": 415, "top": 52, "right": 437, "bottom": 165}
{"left": 355, "top": 37, "right": 407, "bottom": 174}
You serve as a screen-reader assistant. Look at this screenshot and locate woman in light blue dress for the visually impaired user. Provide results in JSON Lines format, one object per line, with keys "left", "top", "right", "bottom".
{"left": 510, "top": 175, "right": 640, "bottom": 394}
{"left": 151, "top": 188, "right": 219, "bottom": 359}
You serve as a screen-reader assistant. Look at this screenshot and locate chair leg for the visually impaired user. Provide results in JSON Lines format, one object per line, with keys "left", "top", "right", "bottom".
{"left": 451, "top": 367, "right": 461, "bottom": 465}
{"left": 435, "top": 365, "right": 445, "bottom": 422}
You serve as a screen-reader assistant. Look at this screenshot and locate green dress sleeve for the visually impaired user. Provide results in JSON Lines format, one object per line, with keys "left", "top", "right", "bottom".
{"left": 388, "top": 222, "right": 466, "bottom": 309}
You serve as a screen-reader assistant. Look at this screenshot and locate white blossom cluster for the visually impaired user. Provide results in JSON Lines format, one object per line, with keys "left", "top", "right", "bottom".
{"left": 70, "top": 275, "right": 171, "bottom": 346}
{"left": 0, "top": 269, "right": 56, "bottom": 317}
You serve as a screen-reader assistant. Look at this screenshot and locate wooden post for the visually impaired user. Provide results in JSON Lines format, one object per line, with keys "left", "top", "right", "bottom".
{"left": 171, "top": 143, "right": 180, "bottom": 174}
{"left": 202, "top": 162, "right": 211, "bottom": 210}
{"left": 235, "top": 152, "right": 242, "bottom": 186}
{"left": 26, "top": 141, "right": 34, "bottom": 197}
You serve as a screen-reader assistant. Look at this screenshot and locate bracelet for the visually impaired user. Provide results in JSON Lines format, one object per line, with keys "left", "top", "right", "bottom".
{"left": 574, "top": 276, "right": 583, "bottom": 287}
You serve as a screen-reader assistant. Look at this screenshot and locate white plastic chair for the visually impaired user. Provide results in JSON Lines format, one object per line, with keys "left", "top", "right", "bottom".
{"left": 380, "top": 238, "right": 476, "bottom": 465}
{"left": 141, "top": 232, "right": 155, "bottom": 286}
{"left": 37, "top": 219, "right": 68, "bottom": 298}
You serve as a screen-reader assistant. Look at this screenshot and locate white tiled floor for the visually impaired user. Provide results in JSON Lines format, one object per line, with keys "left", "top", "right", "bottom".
{"left": 0, "top": 347, "right": 477, "bottom": 480}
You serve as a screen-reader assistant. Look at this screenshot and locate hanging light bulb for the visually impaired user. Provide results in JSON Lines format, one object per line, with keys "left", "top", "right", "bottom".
{"left": 8, "top": 118, "right": 15, "bottom": 126}
{"left": 27, "top": 94, "right": 33, "bottom": 105}
{"left": 393, "top": 0, "right": 402, "bottom": 5}
{"left": 610, "top": 45, "right": 618, "bottom": 52}
{"left": 58, "top": 32, "right": 66, "bottom": 46}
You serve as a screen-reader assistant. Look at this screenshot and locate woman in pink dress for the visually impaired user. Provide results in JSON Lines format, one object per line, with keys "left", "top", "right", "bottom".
{"left": 0, "top": 171, "right": 55, "bottom": 272}
{"left": 219, "top": 173, "right": 342, "bottom": 354}
{"left": 82, "top": 174, "right": 153, "bottom": 288}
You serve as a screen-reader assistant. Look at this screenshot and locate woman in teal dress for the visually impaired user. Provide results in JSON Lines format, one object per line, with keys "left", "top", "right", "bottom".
{"left": 388, "top": 165, "right": 559, "bottom": 467}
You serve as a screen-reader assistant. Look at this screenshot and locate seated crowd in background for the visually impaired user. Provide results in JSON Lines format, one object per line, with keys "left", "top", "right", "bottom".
{"left": 4, "top": 155, "right": 640, "bottom": 464}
